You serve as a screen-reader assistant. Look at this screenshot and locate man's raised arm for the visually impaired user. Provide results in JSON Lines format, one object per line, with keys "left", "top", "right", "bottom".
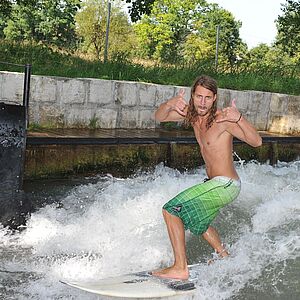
{"left": 155, "top": 89, "right": 188, "bottom": 122}
{"left": 217, "top": 99, "right": 262, "bottom": 147}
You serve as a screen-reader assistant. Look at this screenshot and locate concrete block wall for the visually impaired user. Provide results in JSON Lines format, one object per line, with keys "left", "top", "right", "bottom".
{"left": 0, "top": 71, "right": 299, "bottom": 134}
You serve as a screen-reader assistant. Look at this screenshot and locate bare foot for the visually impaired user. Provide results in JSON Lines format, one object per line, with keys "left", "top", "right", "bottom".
{"left": 218, "top": 249, "right": 229, "bottom": 258}
{"left": 152, "top": 265, "right": 189, "bottom": 280}
{"left": 207, "top": 249, "right": 229, "bottom": 265}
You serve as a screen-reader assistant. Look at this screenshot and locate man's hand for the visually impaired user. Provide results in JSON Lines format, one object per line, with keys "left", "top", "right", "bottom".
{"left": 167, "top": 89, "right": 188, "bottom": 116}
{"left": 216, "top": 99, "right": 242, "bottom": 123}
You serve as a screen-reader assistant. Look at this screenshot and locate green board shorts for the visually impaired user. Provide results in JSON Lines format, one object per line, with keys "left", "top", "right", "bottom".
{"left": 163, "top": 176, "right": 241, "bottom": 235}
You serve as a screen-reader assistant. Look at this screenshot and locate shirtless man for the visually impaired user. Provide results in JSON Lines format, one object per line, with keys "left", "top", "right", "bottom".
{"left": 152, "top": 75, "right": 262, "bottom": 280}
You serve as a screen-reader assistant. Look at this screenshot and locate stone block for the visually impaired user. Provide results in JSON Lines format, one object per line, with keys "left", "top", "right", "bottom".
{"left": 30, "top": 75, "right": 57, "bottom": 103}
{"left": 28, "top": 101, "right": 40, "bottom": 124}
{"left": 63, "top": 106, "right": 91, "bottom": 127}
{"left": 115, "top": 81, "right": 138, "bottom": 106}
{"left": 0, "top": 72, "right": 23, "bottom": 104}
{"left": 248, "top": 91, "right": 270, "bottom": 112}
{"left": 287, "top": 95, "right": 300, "bottom": 114}
{"left": 39, "top": 105, "right": 64, "bottom": 127}
{"left": 155, "top": 84, "right": 175, "bottom": 107}
{"left": 89, "top": 79, "right": 113, "bottom": 105}
{"left": 268, "top": 115, "right": 300, "bottom": 134}
{"left": 269, "top": 93, "right": 287, "bottom": 114}
{"left": 138, "top": 82, "right": 157, "bottom": 107}
{"left": 0, "top": 72, "right": 3, "bottom": 100}
{"left": 218, "top": 88, "right": 231, "bottom": 108}
{"left": 60, "top": 78, "right": 86, "bottom": 105}
{"left": 138, "top": 109, "right": 156, "bottom": 128}
{"left": 119, "top": 109, "right": 139, "bottom": 128}
{"left": 97, "top": 108, "right": 118, "bottom": 128}
{"left": 250, "top": 91, "right": 271, "bottom": 130}
{"left": 228, "top": 90, "right": 249, "bottom": 111}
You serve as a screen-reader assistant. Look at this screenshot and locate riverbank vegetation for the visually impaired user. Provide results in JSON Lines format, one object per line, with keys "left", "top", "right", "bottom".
{"left": 0, "top": 0, "right": 299, "bottom": 94}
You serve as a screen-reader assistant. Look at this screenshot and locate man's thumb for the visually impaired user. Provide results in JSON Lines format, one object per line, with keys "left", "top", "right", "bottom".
{"left": 179, "top": 88, "right": 185, "bottom": 97}
{"left": 231, "top": 98, "right": 237, "bottom": 107}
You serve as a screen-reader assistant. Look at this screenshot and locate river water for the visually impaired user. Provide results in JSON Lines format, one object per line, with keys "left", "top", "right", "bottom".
{"left": 0, "top": 160, "right": 299, "bottom": 300}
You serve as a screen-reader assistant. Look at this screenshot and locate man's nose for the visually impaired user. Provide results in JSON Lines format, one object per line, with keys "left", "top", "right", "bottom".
{"left": 200, "top": 97, "right": 206, "bottom": 105}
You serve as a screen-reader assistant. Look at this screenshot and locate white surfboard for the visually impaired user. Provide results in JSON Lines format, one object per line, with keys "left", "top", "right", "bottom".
{"left": 60, "top": 266, "right": 199, "bottom": 298}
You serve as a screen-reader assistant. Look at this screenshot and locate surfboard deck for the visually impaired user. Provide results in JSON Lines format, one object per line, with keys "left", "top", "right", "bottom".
{"left": 60, "top": 267, "right": 199, "bottom": 298}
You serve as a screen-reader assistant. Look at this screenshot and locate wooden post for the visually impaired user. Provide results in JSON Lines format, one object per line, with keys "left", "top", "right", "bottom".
{"left": 104, "top": 2, "right": 111, "bottom": 62}
{"left": 270, "top": 142, "right": 279, "bottom": 165}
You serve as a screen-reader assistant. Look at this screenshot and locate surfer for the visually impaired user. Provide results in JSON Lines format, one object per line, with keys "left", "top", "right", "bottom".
{"left": 152, "top": 75, "right": 262, "bottom": 280}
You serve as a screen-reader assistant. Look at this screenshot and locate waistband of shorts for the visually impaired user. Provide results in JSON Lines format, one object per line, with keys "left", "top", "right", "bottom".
{"left": 209, "top": 176, "right": 241, "bottom": 187}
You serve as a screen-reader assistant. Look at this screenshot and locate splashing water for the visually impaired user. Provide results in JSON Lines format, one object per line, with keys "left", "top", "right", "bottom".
{"left": 0, "top": 161, "right": 299, "bottom": 300}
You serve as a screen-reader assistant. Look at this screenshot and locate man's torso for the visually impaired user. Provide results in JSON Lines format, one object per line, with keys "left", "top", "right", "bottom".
{"left": 192, "top": 113, "right": 239, "bottom": 179}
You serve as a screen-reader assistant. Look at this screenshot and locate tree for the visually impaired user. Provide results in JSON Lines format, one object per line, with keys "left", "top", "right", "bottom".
{"left": 183, "top": 28, "right": 213, "bottom": 64}
{"left": 2, "top": 0, "right": 81, "bottom": 47}
{"left": 0, "top": 0, "right": 12, "bottom": 16}
{"left": 4, "top": 2, "right": 39, "bottom": 42}
{"left": 275, "top": 0, "right": 300, "bottom": 57}
{"left": 194, "top": 4, "right": 245, "bottom": 69}
{"left": 236, "top": 43, "right": 296, "bottom": 77}
{"left": 124, "top": 0, "right": 155, "bottom": 22}
{"left": 0, "top": 0, "right": 13, "bottom": 38}
{"left": 76, "top": 0, "right": 136, "bottom": 60}
{"left": 134, "top": 0, "right": 209, "bottom": 63}
{"left": 134, "top": 0, "right": 244, "bottom": 66}
{"left": 240, "top": 43, "right": 272, "bottom": 72}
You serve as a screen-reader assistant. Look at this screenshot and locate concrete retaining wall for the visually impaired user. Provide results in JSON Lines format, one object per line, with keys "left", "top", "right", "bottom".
{"left": 1, "top": 71, "right": 299, "bottom": 134}
{"left": 24, "top": 142, "right": 300, "bottom": 179}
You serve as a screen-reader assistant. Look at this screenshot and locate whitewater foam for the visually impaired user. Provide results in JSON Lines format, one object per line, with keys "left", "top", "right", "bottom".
{"left": 0, "top": 161, "right": 299, "bottom": 299}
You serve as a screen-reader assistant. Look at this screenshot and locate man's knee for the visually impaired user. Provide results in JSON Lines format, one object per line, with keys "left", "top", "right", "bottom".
{"left": 202, "top": 230, "right": 208, "bottom": 239}
{"left": 202, "top": 226, "right": 213, "bottom": 238}
{"left": 162, "top": 208, "right": 169, "bottom": 217}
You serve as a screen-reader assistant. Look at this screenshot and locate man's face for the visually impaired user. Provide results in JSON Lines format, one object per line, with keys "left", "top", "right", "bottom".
{"left": 192, "top": 85, "right": 216, "bottom": 117}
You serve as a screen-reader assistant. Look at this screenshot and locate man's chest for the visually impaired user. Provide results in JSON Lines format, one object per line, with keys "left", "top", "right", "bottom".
{"left": 193, "top": 123, "right": 226, "bottom": 149}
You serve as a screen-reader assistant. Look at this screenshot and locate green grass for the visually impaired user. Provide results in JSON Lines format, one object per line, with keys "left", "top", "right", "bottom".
{"left": 88, "top": 114, "right": 99, "bottom": 129}
{"left": 1, "top": 40, "right": 300, "bottom": 95}
{"left": 27, "top": 122, "right": 44, "bottom": 131}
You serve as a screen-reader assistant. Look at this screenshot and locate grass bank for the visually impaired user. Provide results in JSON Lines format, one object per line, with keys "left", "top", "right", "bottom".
{"left": 1, "top": 40, "right": 300, "bottom": 95}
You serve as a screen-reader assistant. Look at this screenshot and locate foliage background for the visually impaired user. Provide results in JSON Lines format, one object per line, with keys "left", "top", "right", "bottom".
{"left": 0, "top": 0, "right": 299, "bottom": 94}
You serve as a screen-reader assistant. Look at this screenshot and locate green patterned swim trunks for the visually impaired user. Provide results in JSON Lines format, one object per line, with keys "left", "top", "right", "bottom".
{"left": 163, "top": 176, "right": 241, "bottom": 235}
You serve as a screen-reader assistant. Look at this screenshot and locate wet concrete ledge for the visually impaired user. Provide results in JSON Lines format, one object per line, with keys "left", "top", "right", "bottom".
{"left": 25, "top": 129, "right": 300, "bottom": 179}
{"left": 27, "top": 128, "right": 300, "bottom": 145}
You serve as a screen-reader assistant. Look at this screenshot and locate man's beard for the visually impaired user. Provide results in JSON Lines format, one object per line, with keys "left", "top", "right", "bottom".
{"left": 196, "top": 106, "right": 210, "bottom": 116}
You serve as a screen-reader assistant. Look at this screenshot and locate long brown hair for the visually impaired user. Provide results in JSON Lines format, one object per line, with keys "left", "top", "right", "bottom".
{"left": 185, "top": 75, "right": 218, "bottom": 129}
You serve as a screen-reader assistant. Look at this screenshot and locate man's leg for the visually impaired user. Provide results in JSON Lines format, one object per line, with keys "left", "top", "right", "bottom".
{"left": 152, "top": 209, "right": 189, "bottom": 280}
{"left": 202, "top": 226, "right": 229, "bottom": 257}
